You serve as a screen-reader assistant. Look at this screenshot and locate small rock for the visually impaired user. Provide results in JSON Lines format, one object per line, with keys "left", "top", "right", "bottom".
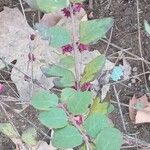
{"left": 131, "top": 78, "right": 136, "bottom": 83}
{"left": 132, "top": 67, "right": 137, "bottom": 72}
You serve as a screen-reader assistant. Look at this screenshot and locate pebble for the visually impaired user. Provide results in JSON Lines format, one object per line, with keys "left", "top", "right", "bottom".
{"left": 131, "top": 78, "right": 136, "bottom": 83}
{"left": 132, "top": 67, "right": 137, "bottom": 72}
{"left": 128, "top": 83, "right": 132, "bottom": 87}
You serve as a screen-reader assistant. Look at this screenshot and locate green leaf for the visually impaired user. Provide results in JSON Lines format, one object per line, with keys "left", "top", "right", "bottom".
{"left": 21, "top": 128, "right": 37, "bottom": 146}
{"left": 41, "top": 65, "right": 75, "bottom": 88}
{"left": 60, "top": 88, "right": 76, "bottom": 102}
{"left": 31, "top": 90, "right": 58, "bottom": 110}
{"left": 59, "top": 56, "right": 75, "bottom": 69}
{"left": 80, "top": 18, "right": 114, "bottom": 44}
{"left": 107, "top": 104, "right": 114, "bottom": 114}
{"left": 0, "top": 123, "right": 18, "bottom": 138}
{"left": 144, "top": 20, "right": 150, "bottom": 34}
{"left": 67, "top": 91, "right": 92, "bottom": 115}
{"left": 39, "top": 108, "right": 68, "bottom": 129}
{"left": 47, "top": 27, "right": 71, "bottom": 48}
{"left": 36, "top": 0, "right": 69, "bottom": 13}
{"left": 84, "top": 113, "right": 111, "bottom": 138}
{"left": 52, "top": 125, "right": 83, "bottom": 149}
{"left": 96, "top": 128, "right": 123, "bottom": 150}
{"left": 89, "top": 97, "right": 109, "bottom": 115}
{"left": 81, "top": 55, "right": 106, "bottom": 84}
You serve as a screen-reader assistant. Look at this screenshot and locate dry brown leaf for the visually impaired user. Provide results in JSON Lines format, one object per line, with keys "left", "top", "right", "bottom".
{"left": 135, "top": 103, "right": 150, "bottom": 124}
{"left": 129, "top": 95, "right": 149, "bottom": 122}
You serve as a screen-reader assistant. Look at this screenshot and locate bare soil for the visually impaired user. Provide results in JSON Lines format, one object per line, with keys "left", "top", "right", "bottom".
{"left": 0, "top": 0, "right": 150, "bottom": 149}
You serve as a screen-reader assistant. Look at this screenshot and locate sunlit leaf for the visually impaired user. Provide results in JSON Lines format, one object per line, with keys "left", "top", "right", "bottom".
{"left": 84, "top": 113, "right": 111, "bottom": 138}
{"left": 79, "top": 143, "right": 95, "bottom": 150}
{"left": 52, "top": 125, "right": 83, "bottom": 149}
{"left": 80, "top": 18, "right": 114, "bottom": 44}
{"left": 21, "top": 128, "right": 37, "bottom": 146}
{"left": 144, "top": 20, "right": 150, "bottom": 34}
{"left": 89, "top": 97, "right": 109, "bottom": 115}
{"left": 31, "top": 90, "right": 58, "bottom": 110}
{"left": 0, "top": 123, "right": 18, "bottom": 138}
{"left": 39, "top": 108, "right": 68, "bottom": 129}
{"left": 67, "top": 91, "right": 92, "bottom": 115}
{"left": 36, "top": 0, "right": 69, "bottom": 13}
{"left": 96, "top": 128, "right": 123, "bottom": 150}
{"left": 81, "top": 55, "right": 106, "bottom": 84}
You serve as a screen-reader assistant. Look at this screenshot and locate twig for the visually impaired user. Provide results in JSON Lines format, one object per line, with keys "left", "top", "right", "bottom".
{"left": 136, "top": 0, "right": 149, "bottom": 91}
{"left": 113, "top": 85, "right": 127, "bottom": 133}
{"left": 18, "top": 0, "right": 27, "bottom": 22}
{"left": 124, "top": 134, "right": 150, "bottom": 148}
{"left": 0, "top": 102, "right": 29, "bottom": 150}
{"left": 105, "top": 26, "right": 114, "bottom": 55}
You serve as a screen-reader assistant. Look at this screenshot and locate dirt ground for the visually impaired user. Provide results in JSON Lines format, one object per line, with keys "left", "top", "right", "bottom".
{"left": 0, "top": 0, "right": 150, "bottom": 149}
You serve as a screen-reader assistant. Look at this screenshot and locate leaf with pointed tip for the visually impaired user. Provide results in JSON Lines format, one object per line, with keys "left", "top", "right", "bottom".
{"left": 41, "top": 65, "right": 75, "bottom": 88}
{"left": 67, "top": 91, "right": 92, "bottom": 115}
{"left": 89, "top": 97, "right": 109, "bottom": 115}
{"left": 96, "top": 128, "right": 123, "bottom": 150}
{"left": 47, "top": 27, "right": 71, "bottom": 48}
{"left": 36, "top": 0, "right": 69, "bottom": 13}
{"left": 80, "top": 18, "right": 114, "bottom": 44}
{"left": 144, "top": 20, "right": 150, "bottom": 34}
{"left": 84, "top": 113, "right": 111, "bottom": 138}
{"left": 21, "top": 128, "right": 37, "bottom": 146}
{"left": 59, "top": 56, "right": 75, "bottom": 69}
{"left": 31, "top": 90, "right": 58, "bottom": 110}
{"left": 0, "top": 123, "right": 18, "bottom": 138}
{"left": 39, "top": 108, "right": 68, "bottom": 129}
{"left": 81, "top": 55, "right": 106, "bottom": 84}
{"left": 52, "top": 125, "right": 83, "bottom": 149}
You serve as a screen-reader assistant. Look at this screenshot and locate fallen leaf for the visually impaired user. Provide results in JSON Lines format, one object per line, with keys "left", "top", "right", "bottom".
{"left": 136, "top": 103, "right": 150, "bottom": 124}
{"left": 101, "top": 84, "right": 110, "bottom": 101}
{"left": 129, "top": 95, "right": 149, "bottom": 122}
{"left": 122, "top": 58, "right": 131, "bottom": 80}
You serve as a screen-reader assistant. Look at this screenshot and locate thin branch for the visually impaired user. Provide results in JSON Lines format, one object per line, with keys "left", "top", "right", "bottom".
{"left": 136, "top": 0, "right": 149, "bottom": 90}
{"left": 113, "top": 85, "right": 127, "bottom": 133}
{"left": 1, "top": 101, "right": 51, "bottom": 140}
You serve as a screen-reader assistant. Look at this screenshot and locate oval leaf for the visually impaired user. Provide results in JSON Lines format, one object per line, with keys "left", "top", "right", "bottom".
{"left": 60, "top": 88, "right": 76, "bottom": 102}
{"left": 21, "top": 128, "right": 37, "bottom": 146}
{"left": 39, "top": 108, "right": 68, "bottom": 129}
{"left": 58, "top": 56, "right": 75, "bottom": 69}
{"left": 67, "top": 91, "right": 92, "bottom": 115}
{"left": 52, "top": 125, "right": 83, "bottom": 149}
{"left": 96, "top": 128, "right": 123, "bottom": 150}
{"left": 31, "top": 90, "right": 58, "bottom": 110}
{"left": 84, "top": 113, "right": 111, "bottom": 138}
{"left": 80, "top": 18, "right": 114, "bottom": 44}
{"left": 36, "top": 0, "right": 69, "bottom": 13}
{"left": 81, "top": 55, "right": 106, "bottom": 84}
{"left": 41, "top": 65, "right": 75, "bottom": 88}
